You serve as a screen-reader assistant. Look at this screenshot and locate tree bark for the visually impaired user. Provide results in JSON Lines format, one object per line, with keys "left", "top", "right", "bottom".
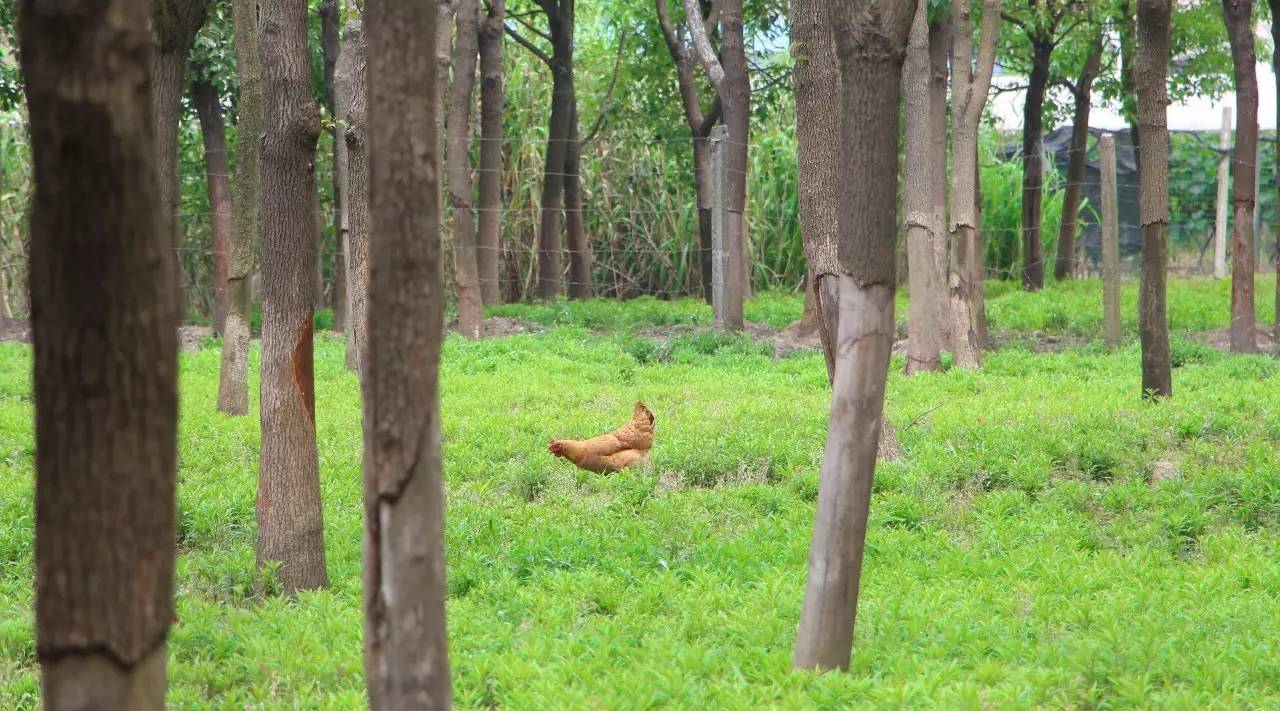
{"left": 152, "top": 0, "right": 212, "bottom": 246}
{"left": 1020, "top": 38, "right": 1052, "bottom": 292}
{"left": 346, "top": 20, "right": 370, "bottom": 375}
{"left": 218, "top": 0, "right": 262, "bottom": 415}
{"left": 21, "top": 0, "right": 179, "bottom": 705}
{"left": 192, "top": 73, "right": 233, "bottom": 334}
{"left": 564, "top": 103, "right": 592, "bottom": 298}
{"left": 257, "top": 0, "right": 329, "bottom": 594}
{"left": 927, "top": 18, "right": 950, "bottom": 333}
{"left": 948, "top": 0, "right": 1000, "bottom": 369}
{"left": 719, "top": 0, "right": 750, "bottom": 327}
{"left": 477, "top": 0, "right": 506, "bottom": 305}
{"left": 792, "top": 0, "right": 899, "bottom": 459}
{"left": 655, "top": 0, "right": 718, "bottom": 302}
{"left": 1137, "top": 0, "right": 1173, "bottom": 395}
{"left": 336, "top": 19, "right": 360, "bottom": 368}
{"left": 903, "top": 1, "right": 943, "bottom": 374}
{"left": 793, "top": 0, "right": 915, "bottom": 672}
{"left": 1118, "top": 2, "right": 1141, "bottom": 179}
{"left": 1054, "top": 35, "right": 1102, "bottom": 281}
{"left": 531, "top": 1, "right": 575, "bottom": 300}
{"left": 449, "top": 0, "right": 484, "bottom": 337}
{"left": 1270, "top": 0, "right": 1280, "bottom": 348}
{"left": 321, "top": 0, "right": 347, "bottom": 331}
{"left": 1224, "top": 0, "right": 1258, "bottom": 353}
{"left": 363, "top": 0, "right": 454, "bottom": 706}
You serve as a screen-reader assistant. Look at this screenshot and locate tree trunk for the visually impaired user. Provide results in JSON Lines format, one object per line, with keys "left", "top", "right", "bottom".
{"left": 363, "top": 0, "right": 454, "bottom": 705}
{"left": 1020, "top": 39, "right": 1052, "bottom": 292}
{"left": 655, "top": 0, "right": 718, "bottom": 302}
{"left": 565, "top": 104, "right": 592, "bottom": 299}
{"left": 947, "top": 0, "right": 1000, "bottom": 369}
{"left": 477, "top": 0, "right": 506, "bottom": 305}
{"left": 346, "top": 20, "right": 370, "bottom": 375}
{"left": 903, "top": 1, "right": 943, "bottom": 374}
{"left": 152, "top": 0, "right": 212, "bottom": 248}
{"left": 449, "top": 0, "right": 484, "bottom": 338}
{"left": 320, "top": 0, "right": 347, "bottom": 332}
{"left": 21, "top": 0, "right": 179, "bottom": 704}
{"left": 1054, "top": 36, "right": 1102, "bottom": 281}
{"left": 1270, "top": 0, "right": 1280, "bottom": 348}
{"left": 192, "top": 74, "right": 233, "bottom": 335}
{"left": 1224, "top": 0, "right": 1258, "bottom": 353}
{"left": 927, "top": 18, "right": 950, "bottom": 334}
{"left": 1137, "top": 0, "right": 1173, "bottom": 395}
{"left": 218, "top": 0, "right": 262, "bottom": 415}
{"left": 336, "top": 19, "right": 361, "bottom": 368}
{"left": 791, "top": 0, "right": 899, "bottom": 460}
{"left": 1118, "top": 3, "right": 1141, "bottom": 179}
{"left": 721, "top": 0, "right": 750, "bottom": 329}
{"left": 794, "top": 0, "right": 915, "bottom": 671}
{"left": 257, "top": 0, "right": 329, "bottom": 594}
{"left": 534, "top": 2, "right": 575, "bottom": 300}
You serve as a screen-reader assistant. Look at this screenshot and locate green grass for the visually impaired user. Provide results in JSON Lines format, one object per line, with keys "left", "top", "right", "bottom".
{"left": 3, "top": 280, "right": 1280, "bottom": 707}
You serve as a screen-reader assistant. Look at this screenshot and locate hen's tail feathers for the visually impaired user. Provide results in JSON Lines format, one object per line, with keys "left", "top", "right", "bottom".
{"left": 633, "top": 401, "right": 655, "bottom": 428}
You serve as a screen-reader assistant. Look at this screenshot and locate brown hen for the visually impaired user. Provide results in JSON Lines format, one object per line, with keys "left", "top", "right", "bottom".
{"left": 549, "top": 401, "right": 655, "bottom": 473}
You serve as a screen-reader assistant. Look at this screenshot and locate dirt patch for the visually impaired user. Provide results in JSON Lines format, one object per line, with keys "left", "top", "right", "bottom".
{"left": 1149, "top": 459, "right": 1181, "bottom": 484}
{"left": 180, "top": 326, "right": 213, "bottom": 352}
{"left": 1193, "top": 322, "right": 1277, "bottom": 353}
{"left": 989, "top": 331, "right": 1092, "bottom": 353}
{"left": 447, "top": 316, "right": 543, "bottom": 339}
{"left": 0, "top": 317, "right": 30, "bottom": 343}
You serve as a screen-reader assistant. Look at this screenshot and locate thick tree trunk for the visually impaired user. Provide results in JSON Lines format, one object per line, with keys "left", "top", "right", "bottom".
{"left": 792, "top": 0, "right": 899, "bottom": 459}
{"left": 363, "top": 0, "right": 454, "bottom": 705}
{"left": 152, "top": 0, "right": 212, "bottom": 247}
{"left": 565, "top": 104, "right": 592, "bottom": 298}
{"left": 320, "top": 0, "right": 347, "bottom": 331}
{"left": 794, "top": 0, "right": 915, "bottom": 671}
{"left": 257, "top": 0, "right": 329, "bottom": 594}
{"left": 192, "top": 74, "right": 233, "bottom": 335}
{"left": 21, "top": 0, "right": 179, "bottom": 705}
{"left": 449, "top": 0, "right": 484, "bottom": 337}
{"left": 346, "top": 21, "right": 370, "bottom": 375}
{"left": 1137, "top": 0, "right": 1173, "bottom": 396}
{"left": 218, "top": 0, "right": 262, "bottom": 415}
{"left": 1224, "top": 0, "right": 1258, "bottom": 353}
{"left": 903, "top": 2, "right": 943, "bottom": 374}
{"left": 721, "top": 0, "right": 750, "bottom": 329}
{"left": 1020, "top": 40, "right": 1052, "bottom": 292}
{"left": 1054, "top": 38, "right": 1102, "bottom": 281}
{"left": 947, "top": 0, "right": 1000, "bottom": 369}
{"left": 478, "top": 0, "right": 506, "bottom": 305}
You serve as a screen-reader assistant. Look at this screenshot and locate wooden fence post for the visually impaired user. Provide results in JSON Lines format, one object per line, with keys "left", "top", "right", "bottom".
{"left": 1101, "top": 133, "right": 1121, "bottom": 349}
{"left": 1214, "top": 106, "right": 1231, "bottom": 279}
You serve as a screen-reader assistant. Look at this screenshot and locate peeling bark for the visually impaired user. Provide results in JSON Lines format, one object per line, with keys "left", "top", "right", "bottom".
{"left": 257, "top": 0, "right": 329, "bottom": 594}
{"left": 903, "top": 1, "right": 943, "bottom": 374}
{"left": 793, "top": 0, "right": 915, "bottom": 672}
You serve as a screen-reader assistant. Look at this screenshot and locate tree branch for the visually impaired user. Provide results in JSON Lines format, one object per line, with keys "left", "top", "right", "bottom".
{"left": 696, "top": 93, "right": 722, "bottom": 136}
{"left": 509, "top": 10, "right": 552, "bottom": 43}
{"left": 682, "top": 0, "right": 724, "bottom": 88}
{"left": 967, "top": 0, "right": 1002, "bottom": 128}
{"left": 504, "top": 23, "right": 551, "bottom": 66}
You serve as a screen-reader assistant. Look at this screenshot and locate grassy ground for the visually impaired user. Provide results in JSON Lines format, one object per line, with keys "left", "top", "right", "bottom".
{"left": 2, "top": 278, "right": 1280, "bottom": 708}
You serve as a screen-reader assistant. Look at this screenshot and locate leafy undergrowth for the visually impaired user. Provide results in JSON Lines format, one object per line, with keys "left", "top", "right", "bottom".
{"left": 1, "top": 283, "right": 1280, "bottom": 707}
